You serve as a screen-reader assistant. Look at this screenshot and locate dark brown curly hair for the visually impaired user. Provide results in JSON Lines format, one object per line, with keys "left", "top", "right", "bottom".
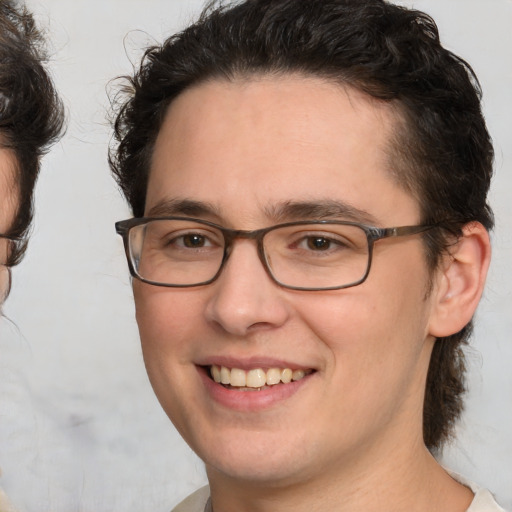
{"left": 109, "top": 0, "right": 494, "bottom": 452}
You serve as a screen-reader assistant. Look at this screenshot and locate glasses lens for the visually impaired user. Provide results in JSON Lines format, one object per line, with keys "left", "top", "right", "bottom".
{"left": 128, "top": 219, "right": 225, "bottom": 286}
{"left": 263, "top": 223, "right": 370, "bottom": 289}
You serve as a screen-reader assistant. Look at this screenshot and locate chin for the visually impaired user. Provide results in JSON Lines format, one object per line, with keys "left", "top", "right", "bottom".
{"left": 205, "top": 454, "right": 306, "bottom": 486}
{"left": 194, "top": 429, "right": 315, "bottom": 486}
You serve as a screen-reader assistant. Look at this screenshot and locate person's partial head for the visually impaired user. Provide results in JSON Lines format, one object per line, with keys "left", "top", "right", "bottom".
{"left": 0, "top": 1, "right": 64, "bottom": 299}
{"left": 110, "top": 0, "right": 493, "bottom": 459}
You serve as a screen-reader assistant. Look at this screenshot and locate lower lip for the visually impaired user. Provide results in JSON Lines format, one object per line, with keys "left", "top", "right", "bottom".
{"left": 197, "top": 366, "right": 313, "bottom": 411}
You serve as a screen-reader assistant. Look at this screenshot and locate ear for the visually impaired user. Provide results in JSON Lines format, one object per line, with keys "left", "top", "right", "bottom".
{"left": 428, "top": 222, "right": 491, "bottom": 338}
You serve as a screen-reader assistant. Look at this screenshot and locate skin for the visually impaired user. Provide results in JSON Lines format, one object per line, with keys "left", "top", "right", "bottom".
{"left": 134, "top": 76, "right": 488, "bottom": 512}
{"left": 0, "top": 148, "right": 17, "bottom": 299}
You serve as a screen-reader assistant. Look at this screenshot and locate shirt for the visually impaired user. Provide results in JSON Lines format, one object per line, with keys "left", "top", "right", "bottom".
{"left": 171, "top": 482, "right": 508, "bottom": 512}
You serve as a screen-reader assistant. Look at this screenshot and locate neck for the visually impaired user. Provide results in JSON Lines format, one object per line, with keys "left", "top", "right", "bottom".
{"left": 206, "top": 436, "right": 473, "bottom": 512}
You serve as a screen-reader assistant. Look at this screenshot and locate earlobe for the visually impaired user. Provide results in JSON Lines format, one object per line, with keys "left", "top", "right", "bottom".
{"left": 428, "top": 222, "right": 491, "bottom": 338}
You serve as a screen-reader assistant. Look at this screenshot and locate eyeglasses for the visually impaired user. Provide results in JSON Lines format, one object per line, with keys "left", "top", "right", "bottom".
{"left": 115, "top": 217, "right": 435, "bottom": 291}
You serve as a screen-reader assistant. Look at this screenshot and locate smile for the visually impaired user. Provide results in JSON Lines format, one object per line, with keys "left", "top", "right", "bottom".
{"left": 209, "top": 365, "right": 313, "bottom": 390}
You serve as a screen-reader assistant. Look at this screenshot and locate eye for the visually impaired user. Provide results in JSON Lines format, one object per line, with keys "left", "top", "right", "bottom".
{"left": 293, "top": 233, "right": 349, "bottom": 253}
{"left": 164, "top": 230, "right": 221, "bottom": 251}
{"left": 305, "top": 236, "right": 333, "bottom": 251}
{"left": 143, "top": 220, "right": 224, "bottom": 253}
{"left": 180, "top": 233, "right": 211, "bottom": 248}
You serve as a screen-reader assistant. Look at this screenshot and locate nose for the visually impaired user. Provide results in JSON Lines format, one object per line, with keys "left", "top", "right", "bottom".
{"left": 204, "top": 239, "right": 290, "bottom": 336}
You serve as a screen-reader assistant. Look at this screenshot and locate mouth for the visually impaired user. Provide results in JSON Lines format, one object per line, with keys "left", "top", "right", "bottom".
{"left": 208, "top": 364, "right": 314, "bottom": 391}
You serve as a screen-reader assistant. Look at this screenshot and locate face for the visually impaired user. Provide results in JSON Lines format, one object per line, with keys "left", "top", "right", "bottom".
{"left": 0, "top": 147, "right": 18, "bottom": 300}
{"left": 135, "top": 76, "right": 440, "bottom": 487}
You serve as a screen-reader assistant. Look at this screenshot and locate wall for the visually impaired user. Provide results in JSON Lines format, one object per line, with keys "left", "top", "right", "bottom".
{"left": 0, "top": 1, "right": 510, "bottom": 510}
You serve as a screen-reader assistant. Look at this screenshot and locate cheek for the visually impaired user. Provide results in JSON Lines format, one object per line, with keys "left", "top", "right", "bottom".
{"left": 134, "top": 283, "right": 201, "bottom": 351}
{"left": 133, "top": 282, "right": 212, "bottom": 402}
{"left": 133, "top": 284, "right": 206, "bottom": 426}
{"left": 293, "top": 255, "right": 433, "bottom": 383}
{"left": 296, "top": 287, "right": 432, "bottom": 432}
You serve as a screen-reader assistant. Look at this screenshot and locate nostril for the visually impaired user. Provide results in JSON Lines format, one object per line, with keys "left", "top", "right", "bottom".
{"left": 203, "top": 246, "right": 291, "bottom": 336}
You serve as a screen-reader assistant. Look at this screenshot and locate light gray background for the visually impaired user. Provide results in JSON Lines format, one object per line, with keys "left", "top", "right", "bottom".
{"left": 0, "top": 1, "right": 510, "bottom": 511}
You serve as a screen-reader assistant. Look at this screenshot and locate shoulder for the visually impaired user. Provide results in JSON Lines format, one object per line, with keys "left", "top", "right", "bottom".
{"left": 450, "top": 472, "right": 508, "bottom": 512}
{"left": 467, "top": 487, "right": 508, "bottom": 512}
{"left": 171, "top": 486, "right": 210, "bottom": 512}
{"left": 168, "top": 480, "right": 510, "bottom": 512}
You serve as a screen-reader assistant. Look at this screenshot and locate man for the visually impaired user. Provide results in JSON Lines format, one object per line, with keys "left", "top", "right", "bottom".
{"left": 0, "top": 0, "right": 64, "bottom": 509}
{"left": 110, "top": 0, "right": 504, "bottom": 510}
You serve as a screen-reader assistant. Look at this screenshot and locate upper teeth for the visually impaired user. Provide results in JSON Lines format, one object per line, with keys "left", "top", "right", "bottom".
{"left": 210, "top": 365, "right": 309, "bottom": 388}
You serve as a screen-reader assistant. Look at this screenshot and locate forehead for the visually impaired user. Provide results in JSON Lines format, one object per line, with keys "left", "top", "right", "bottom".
{"left": 147, "top": 75, "right": 419, "bottom": 225}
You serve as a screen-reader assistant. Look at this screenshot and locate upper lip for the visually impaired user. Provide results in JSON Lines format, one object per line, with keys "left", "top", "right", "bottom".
{"left": 196, "top": 356, "right": 315, "bottom": 371}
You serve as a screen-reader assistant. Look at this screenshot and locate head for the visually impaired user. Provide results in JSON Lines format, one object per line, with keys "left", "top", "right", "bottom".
{"left": 110, "top": 0, "right": 493, "bottom": 460}
{"left": 0, "top": 1, "right": 64, "bottom": 300}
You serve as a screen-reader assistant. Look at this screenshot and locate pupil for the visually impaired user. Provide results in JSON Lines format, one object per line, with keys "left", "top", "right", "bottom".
{"left": 184, "top": 234, "right": 204, "bottom": 248}
{"left": 308, "top": 237, "right": 329, "bottom": 250}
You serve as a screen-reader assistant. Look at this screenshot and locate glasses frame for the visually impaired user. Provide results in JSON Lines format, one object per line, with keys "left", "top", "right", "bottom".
{"left": 116, "top": 216, "right": 435, "bottom": 291}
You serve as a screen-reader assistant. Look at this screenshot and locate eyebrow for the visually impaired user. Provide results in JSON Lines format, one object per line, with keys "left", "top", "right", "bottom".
{"left": 147, "top": 198, "right": 222, "bottom": 219}
{"left": 265, "top": 200, "right": 379, "bottom": 225}
{"left": 146, "top": 197, "right": 379, "bottom": 225}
